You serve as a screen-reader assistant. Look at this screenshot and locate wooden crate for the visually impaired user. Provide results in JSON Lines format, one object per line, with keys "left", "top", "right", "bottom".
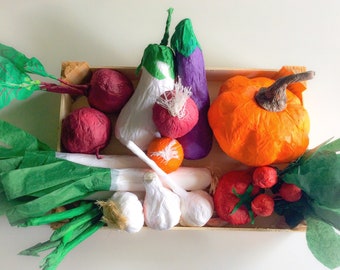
{"left": 58, "top": 61, "right": 306, "bottom": 231}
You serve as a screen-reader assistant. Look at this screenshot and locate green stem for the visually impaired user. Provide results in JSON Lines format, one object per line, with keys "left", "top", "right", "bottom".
{"left": 40, "top": 222, "right": 104, "bottom": 270}
{"left": 18, "top": 240, "right": 61, "bottom": 257}
{"left": 255, "top": 71, "right": 315, "bottom": 112}
{"left": 160, "top": 8, "right": 174, "bottom": 46}
{"left": 50, "top": 208, "right": 102, "bottom": 242}
{"left": 20, "top": 201, "right": 95, "bottom": 227}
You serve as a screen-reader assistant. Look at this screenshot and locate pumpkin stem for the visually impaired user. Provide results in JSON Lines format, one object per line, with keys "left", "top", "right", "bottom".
{"left": 255, "top": 71, "right": 315, "bottom": 112}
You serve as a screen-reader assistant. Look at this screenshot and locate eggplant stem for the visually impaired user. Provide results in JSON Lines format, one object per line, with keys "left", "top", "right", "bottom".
{"left": 160, "top": 8, "right": 174, "bottom": 46}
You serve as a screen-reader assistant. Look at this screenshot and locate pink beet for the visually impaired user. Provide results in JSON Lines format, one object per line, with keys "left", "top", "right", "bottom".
{"left": 61, "top": 107, "right": 111, "bottom": 156}
{"left": 153, "top": 83, "right": 199, "bottom": 139}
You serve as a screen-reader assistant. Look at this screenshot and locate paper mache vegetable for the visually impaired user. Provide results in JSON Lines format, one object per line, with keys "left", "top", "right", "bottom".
{"left": 115, "top": 8, "right": 175, "bottom": 150}
{"left": 61, "top": 107, "right": 111, "bottom": 156}
{"left": 97, "top": 191, "right": 144, "bottom": 233}
{"left": 0, "top": 43, "right": 134, "bottom": 113}
{"left": 146, "top": 137, "right": 184, "bottom": 173}
{"left": 208, "top": 70, "right": 315, "bottom": 167}
{"left": 126, "top": 140, "right": 214, "bottom": 227}
{"left": 213, "top": 169, "right": 255, "bottom": 225}
{"left": 152, "top": 80, "right": 199, "bottom": 138}
{"left": 170, "top": 18, "right": 213, "bottom": 159}
{"left": 143, "top": 171, "right": 181, "bottom": 230}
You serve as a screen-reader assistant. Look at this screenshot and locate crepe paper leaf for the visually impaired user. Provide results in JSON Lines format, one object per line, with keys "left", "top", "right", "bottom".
{"left": 40, "top": 222, "right": 104, "bottom": 270}
{"left": 0, "top": 56, "right": 43, "bottom": 109}
{"left": 306, "top": 217, "right": 340, "bottom": 269}
{"left": 20, "top": 201, "right": 95, "bottom": 227}
{"left": 50, "top": 207, "right": 101, "bottom": 242}
{"left": 0, "top": 191, "right": 30, "bottom": 216}
{"left": 1, "top": 151, "right": 110, "bottom": 200}
{"left": 0, "top": 156, "right": 23, "bottom": 173}
{"left": 0, "top": 120, "right": 51, "bottom": 158}
{"left": 18, "top": 240, "right": 61, "bottom": 257}
{"left": 282, "top": 139, "right": 340, "bottom": 209}
{"left": 0, "top": 43, "right": 56, "bottom": 79}
{"left": 311, "top": 201, "right": 340, "bottom": 231}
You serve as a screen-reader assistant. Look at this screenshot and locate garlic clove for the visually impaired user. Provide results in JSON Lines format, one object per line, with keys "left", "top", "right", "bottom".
{"left": 143, "top": 171, "right": 181, "bottom": 230}
{"left": 179, "top": 190, "right": 214, "bottom": 227}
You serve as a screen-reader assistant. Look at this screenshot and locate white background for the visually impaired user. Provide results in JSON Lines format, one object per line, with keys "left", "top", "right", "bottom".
{"left": 0, "top": 1, "right": 339, "bottom": 269}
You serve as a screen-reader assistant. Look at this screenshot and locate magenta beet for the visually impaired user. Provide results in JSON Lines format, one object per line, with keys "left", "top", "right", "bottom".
{"left": 87, "top": 69, "right": 134, "bottom": 114}
{"left": 61, "top": 107, "right": 111, "bottom": 156}
{"left": 153, "top": 86, "right": 199, "bottom": 139}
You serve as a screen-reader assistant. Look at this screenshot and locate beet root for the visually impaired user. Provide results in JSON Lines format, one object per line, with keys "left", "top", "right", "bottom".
{"left": 87, "top": 69, "right": 134, "bottom": 114}
{"left": 61, "top": 107, "right": 111, "bottom": 156}
{"left": 152, "top": 90, "right": 199, "bottom": 138}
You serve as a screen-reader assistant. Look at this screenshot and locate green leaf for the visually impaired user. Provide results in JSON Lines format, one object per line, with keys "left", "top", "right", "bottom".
{"left": 311, "top": 201, "right": 340, "bottom": 231}
{"left": 306, "top": 217, "right": 340, "bottom": 269}
{"left": 0, "top": 43, "right": 56, "bottom": 79}
{"left": 0, "top": 56, "right": 41, "bottom": 109}
{"left": 0, "top": 120, "right": 51, "bottom": 159}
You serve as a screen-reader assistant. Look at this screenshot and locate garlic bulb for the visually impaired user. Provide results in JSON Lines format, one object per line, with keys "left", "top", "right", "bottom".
{"left": 97, "top": 191, "right": 144, "bottom": 233}
{"left": 179, "top": 190, "right": 214, "bottom": 227}
{"left": 143, "top": 171, "right": 181, "bottom": 230}
{"left": 126, "top": 140, "right": 214, "bottom": 227}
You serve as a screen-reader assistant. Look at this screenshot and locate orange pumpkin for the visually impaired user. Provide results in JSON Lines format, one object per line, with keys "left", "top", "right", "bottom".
{"left": 208, "top": 71, "right": 315, "bottom": 167}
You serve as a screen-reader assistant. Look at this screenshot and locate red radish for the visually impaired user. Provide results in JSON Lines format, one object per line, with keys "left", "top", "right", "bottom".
{"left": 251, "top": 194, "right": 274, "bottom": 217}
{"left": 279, "top": 183, "right": 302, "bottom": 202}
{"left": 61, "top": 107, "right": 111, "bottom": 156}
{"left": 87, "top": 69, "right": 134, "bottom": 114}
{"left": 252, "top": 166, "right": 278, "bottom": 188}
{"left": 152, "top": 81, "right": 199, "bottom": 138}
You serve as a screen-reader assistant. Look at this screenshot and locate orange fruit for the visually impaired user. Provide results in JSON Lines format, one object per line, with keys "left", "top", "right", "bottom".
{"left": 147, "top": 137, "right": 184, "bottom": 173}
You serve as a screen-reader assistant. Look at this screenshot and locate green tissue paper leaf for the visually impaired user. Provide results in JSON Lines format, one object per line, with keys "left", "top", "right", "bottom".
{"left": 0, "top": 43, "right": 56, "bottom": 79}
{"left": 0, "top": 56, "right": 42, "bottom": 109}
{"left": 306, "top": 217, "right": 340, "bottom": 269}
{"left": 0, "top": 120, "right": 51, "bottom": 159}
{"left": 311, "top": 201, "right": 340, "bottom": 231}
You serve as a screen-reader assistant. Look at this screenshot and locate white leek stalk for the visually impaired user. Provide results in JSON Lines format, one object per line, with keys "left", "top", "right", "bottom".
{"left": 56, "top": 151, "right": 212, "bottom": 191}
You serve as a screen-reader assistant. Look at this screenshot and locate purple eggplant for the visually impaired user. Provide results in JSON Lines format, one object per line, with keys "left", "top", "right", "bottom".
{"left": 170, "top": 19, "right": 212, "bottom": 159}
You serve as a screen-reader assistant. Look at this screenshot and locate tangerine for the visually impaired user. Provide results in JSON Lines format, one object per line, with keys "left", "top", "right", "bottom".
{"left": 147, "top": 137, "right": 184, "bottom": 173}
